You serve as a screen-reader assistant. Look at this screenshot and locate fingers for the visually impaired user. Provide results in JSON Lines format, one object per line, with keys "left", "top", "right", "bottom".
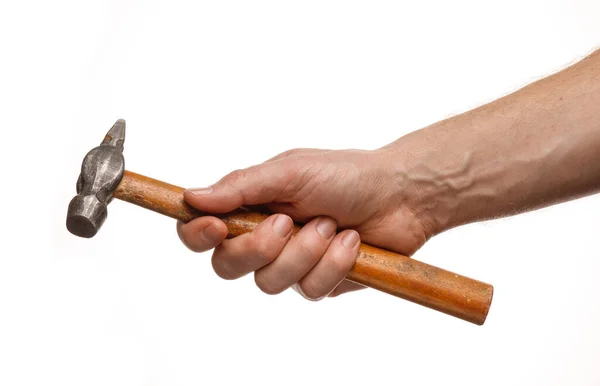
{"left": 211, "top": 214, "right": 294, "bottom": 280}
{"left": 179, "top": 213, "right": 363, "bottom": 300}
{"left": 294, "top": 229, "right": 360, "bottom": 300}
{"left": 183, "top": 162, "right": 295, "bottom": 214}
{"left": 252, "top": 216, "right": 338, "bottom": 294}
{"left": 177, "top": 216, "right": 228, "bottom": 253}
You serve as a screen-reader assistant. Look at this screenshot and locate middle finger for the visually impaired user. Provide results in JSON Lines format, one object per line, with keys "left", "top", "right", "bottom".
{"left": 254, "top": 216, "right": 338, "bottom": 294}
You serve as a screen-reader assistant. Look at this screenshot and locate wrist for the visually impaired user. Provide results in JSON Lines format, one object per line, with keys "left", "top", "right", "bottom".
{"left": 381, "top": 87, "right": 556, "bottom": 235}
{"left": 378, "top": 114, "right": 496, "bottom": 236}
{"left": 374, "top": 138, "right": 455, "bottom": 238}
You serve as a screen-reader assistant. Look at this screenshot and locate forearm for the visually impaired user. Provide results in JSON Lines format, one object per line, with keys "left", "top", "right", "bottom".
{"left": 385, "top": 48, "right": 600, "bottom": 235}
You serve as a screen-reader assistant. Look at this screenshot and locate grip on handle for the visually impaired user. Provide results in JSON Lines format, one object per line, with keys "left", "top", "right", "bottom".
{"left": 114, "top": 170, "right": 493, "bottom": 325}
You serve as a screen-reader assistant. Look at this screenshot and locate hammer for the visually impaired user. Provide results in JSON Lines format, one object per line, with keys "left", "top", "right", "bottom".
{"left": 66, "top": 119, "right": 494, "bottom": 325}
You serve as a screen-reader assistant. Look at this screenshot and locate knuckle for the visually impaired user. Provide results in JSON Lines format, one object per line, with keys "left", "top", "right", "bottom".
{"left": 296, "top": 234, "right": 326, "bottom": 257}
{"left": 223, "top": 168, "right": 248, "bottom": 185}
{"left": 254, "top": 273, "right": 283, "bottom": 295}
{"left": 252, "top": 235, "right": 279, "bottom": 263}
{"left": 280, "top": 148, "right": 303, "bottom": 157}
{"left": 328, "top": 248, "right": 356, "bottom": 276}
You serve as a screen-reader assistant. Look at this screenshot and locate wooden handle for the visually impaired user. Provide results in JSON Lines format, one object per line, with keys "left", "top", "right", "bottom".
{"left": 114, "top": 170, "right": 493, "bottom": 325}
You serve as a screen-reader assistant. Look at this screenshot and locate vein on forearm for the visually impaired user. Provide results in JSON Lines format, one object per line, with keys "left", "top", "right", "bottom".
{"left": 397, "top": 48, "right": 600, "bottom": 234}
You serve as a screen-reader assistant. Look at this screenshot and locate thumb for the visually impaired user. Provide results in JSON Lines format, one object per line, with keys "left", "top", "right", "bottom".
{"left": 183, "top": 162, "right": 297, "bottom": 213}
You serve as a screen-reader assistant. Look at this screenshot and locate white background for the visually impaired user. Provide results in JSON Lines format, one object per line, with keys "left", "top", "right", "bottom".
{"left": 1, "top": 1, "right": 600, "bottom": 385}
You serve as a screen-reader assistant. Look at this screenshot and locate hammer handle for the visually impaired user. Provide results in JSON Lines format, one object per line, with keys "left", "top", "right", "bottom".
{"left": 114, "top": 170, "right": 493, "bottom": 325}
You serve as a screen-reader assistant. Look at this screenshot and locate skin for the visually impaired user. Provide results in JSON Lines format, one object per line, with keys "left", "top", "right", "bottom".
{"left": 178, "top": 47, "right": 600, "bottom": 300}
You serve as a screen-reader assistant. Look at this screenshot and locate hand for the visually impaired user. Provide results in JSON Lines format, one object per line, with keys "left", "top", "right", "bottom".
{"left": 176, "top": 148, "right": 434, "bottom": 300}
{"left": 182, "top": 48, "right": 600, "bottom": 302}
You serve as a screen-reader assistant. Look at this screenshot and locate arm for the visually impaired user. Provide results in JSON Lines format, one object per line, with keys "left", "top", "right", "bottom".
{"left": 177, "top": 48, "right": 600, "bottom": 299}
{"left": 383, "top": 48, "right": 600, "bottom": 235}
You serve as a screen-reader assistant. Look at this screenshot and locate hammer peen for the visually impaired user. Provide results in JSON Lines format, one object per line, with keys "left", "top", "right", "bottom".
{"left": 66, "top": 119, "right": 494, "bottom": 325}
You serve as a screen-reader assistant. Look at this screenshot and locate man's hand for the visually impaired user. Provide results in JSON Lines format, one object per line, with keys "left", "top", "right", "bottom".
{"left": 178, "top": 48, "right": 600, "bottom": 301}
{"left": 176, "top": 149, "right": 433, "bottom": 300}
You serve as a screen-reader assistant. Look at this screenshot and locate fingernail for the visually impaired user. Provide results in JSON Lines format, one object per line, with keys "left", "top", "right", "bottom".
{"left": 292, "top": 284, "right": 325, "bottom": 302}
{"left": 273, "top": 215, "right": 293, "bottom": 238}
{"left": 316, "top": 217, "right": 337, "bottom": 239}
{"left": 186, "top": 187, "right": 213, "bottom": 196}
{"left": 201, "top": 224, "right": 222, "bottom": 244}
{"left": 342, "top": 230, "right": 359, "bottom": 248}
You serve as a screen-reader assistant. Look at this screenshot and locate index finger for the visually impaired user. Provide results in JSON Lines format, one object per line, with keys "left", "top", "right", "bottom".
{"left": 177, "top": 216, "right": 228, "bottom": 253}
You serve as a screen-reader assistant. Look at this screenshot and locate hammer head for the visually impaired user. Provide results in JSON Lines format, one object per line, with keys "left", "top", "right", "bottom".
{"left": 66, "top": 119, "right": 126, "bottom": 238}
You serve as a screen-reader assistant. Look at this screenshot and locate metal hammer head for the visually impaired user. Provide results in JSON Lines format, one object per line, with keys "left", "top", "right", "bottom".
{"left": 66, "top": 119, "right": 126, "bottom": 238}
